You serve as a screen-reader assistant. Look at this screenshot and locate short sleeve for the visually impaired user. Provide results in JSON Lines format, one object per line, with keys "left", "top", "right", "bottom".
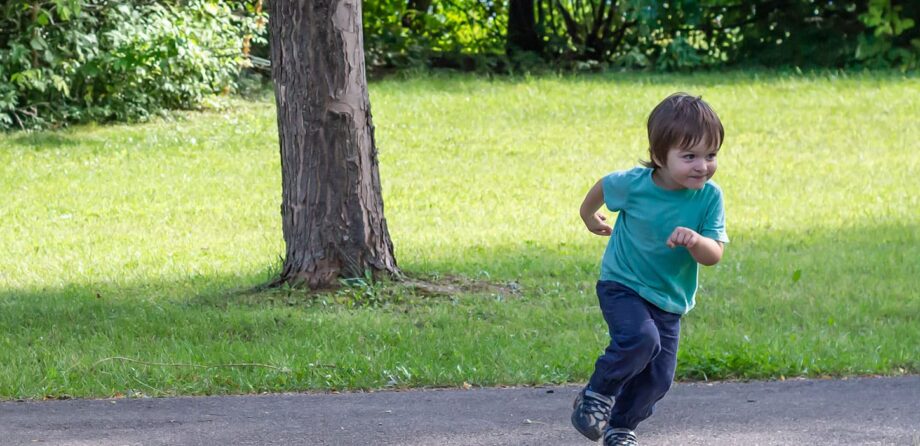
{"left": 602, "top": 171, "right": 629, "bottom": 212}
{"left": 700, "top": 188, "right": 729, "bottom": 243}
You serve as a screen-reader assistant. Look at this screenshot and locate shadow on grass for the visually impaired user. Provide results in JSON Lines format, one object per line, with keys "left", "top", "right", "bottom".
{"left": 0, "top": 223, "right": 916, "bottom": 398}
{"left": 7, "top": 131, "right": 90, "bottom": 150}
{"left": 0, "top": 274, "right": 264, "bottom": 337}
{"left": 371, "top": 69, "right": 920, "bottom": 89}
{"left": 2, "top": 222, "right": 916, "bottom": 313}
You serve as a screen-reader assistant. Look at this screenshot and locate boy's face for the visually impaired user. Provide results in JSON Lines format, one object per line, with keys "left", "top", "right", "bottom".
{"left": 653, "top": 141, "right": 719, "bottom": 190}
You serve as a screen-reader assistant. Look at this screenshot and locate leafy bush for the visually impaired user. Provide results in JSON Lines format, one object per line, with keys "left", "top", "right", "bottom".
{"left": 3, "top": 0, "right": 915, "bottom": 131}
{"left": 856, "top": 0, "right": 920, "bottom": 70}
{"left": 363, "top": 0, "right": 506, "bottom": 70}
{"left": 0, "top": 0, "right": 265, "bottom": 130}
{"left": 361, "top": 0, "right": 920, "bottom": 73}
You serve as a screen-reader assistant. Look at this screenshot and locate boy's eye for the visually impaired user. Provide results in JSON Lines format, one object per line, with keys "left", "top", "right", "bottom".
{"left": 683, "top": 154, "right": 695, "bottom": 160}
{"left": 706, "top": 153, "right": 717, "bottom": 160}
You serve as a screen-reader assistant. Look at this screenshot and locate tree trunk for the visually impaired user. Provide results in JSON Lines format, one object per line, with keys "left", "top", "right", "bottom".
{"left": 507, "top": 0, "right": 543, "bottom": 55}
{"left": 269, "top": 0, "right": 399, "bottom": 288}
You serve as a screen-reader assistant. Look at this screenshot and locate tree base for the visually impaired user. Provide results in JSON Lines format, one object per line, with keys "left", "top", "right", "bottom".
{"left": 254, "top": 270, "right": 520, "bottom": 301}
{"left": 261, "top": 265, "right": 402, "bottom": 291}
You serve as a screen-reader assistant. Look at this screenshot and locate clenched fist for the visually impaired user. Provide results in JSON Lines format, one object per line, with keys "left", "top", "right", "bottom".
{"left": 667, "top": 227, "right": 701, "bottom": 249}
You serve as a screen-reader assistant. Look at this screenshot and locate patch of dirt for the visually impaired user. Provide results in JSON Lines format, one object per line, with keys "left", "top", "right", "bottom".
{"left": 397, "top": 274, "right": 522, "bottom": 298}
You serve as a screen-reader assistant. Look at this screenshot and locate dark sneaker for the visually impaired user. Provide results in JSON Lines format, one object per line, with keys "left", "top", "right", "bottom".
{"left": 603, "top": 428, "right": 638, "bottom": 446}
{"left": 571, "top": 387, "right": 613, "bottom": 441}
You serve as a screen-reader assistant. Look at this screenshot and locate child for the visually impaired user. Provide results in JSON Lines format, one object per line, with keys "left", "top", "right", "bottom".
{"left": 571, "top": 92, "right": 728, "bottom": 446}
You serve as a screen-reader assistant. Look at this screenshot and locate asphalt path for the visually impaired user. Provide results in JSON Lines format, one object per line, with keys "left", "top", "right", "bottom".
{"left": 2, "top": 376, "right": 918, "bottom": 445}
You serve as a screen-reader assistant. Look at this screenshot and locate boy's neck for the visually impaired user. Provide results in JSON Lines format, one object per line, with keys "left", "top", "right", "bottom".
{"left": 651, "top": 168, "right": 685, "bottom": 191}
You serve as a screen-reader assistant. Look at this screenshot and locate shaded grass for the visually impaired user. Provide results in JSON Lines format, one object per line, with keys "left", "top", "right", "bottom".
{"left": 1, "top": 70, "right": 918, "bottom": 399}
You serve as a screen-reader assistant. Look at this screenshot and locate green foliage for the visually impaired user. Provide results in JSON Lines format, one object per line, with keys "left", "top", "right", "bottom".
{"left": 361, "top": 0, "right": 920, "bottom": 73}
{"left": 0, "top": 0, "right": 266, "bottom": 130}
{"left": 363, "top": 0, "right": 505, "bottom": 69}
{"left": 857, "top": 0, "right": 920, "bottom": 70}
{"left": 5, "top": 1, "right": 916, "bottom": 129}
{"left": 711, "top": 0, "right": 859, "bottom": 68}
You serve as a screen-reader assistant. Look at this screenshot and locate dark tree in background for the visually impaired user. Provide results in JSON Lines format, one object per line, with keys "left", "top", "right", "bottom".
{"left": 402, "top": 0, "right": 433, "bottom": 29}
{"left": 506, "top": 0, "right": 542, "bottom": 55}
{"left": 269, "top": 0, "right": 399, "bottom": 288}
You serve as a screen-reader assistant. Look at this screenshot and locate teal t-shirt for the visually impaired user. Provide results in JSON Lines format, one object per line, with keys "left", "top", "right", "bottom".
{"left": 600, "top": 167, "right": 729, "bottom": 315}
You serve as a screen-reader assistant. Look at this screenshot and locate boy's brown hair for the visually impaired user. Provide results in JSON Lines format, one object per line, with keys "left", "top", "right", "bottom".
{"left": 642, "top": 92, "right": 724, "bottom": 169}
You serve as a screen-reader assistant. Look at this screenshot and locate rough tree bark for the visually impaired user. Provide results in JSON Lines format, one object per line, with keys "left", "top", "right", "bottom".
{"left": 269, "top": 0, "right": 399, "bottom": 288}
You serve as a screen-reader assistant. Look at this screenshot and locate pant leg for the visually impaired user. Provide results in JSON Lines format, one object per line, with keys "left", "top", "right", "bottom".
{"left": 608, "top": 301, "right": 681, "bottom": 430}
{"left": 587, "top": 281, "right": 663, "bottom": 397}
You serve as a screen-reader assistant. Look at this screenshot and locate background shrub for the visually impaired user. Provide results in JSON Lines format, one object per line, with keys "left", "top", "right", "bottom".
{"left": 0, "top": 0, "right": 266, "bottom": 130}
{"left": 2, "top": 0, "right": 916, "bottom": 130}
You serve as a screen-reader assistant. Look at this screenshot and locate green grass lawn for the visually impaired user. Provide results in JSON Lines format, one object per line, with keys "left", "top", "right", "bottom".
{"left": 1, "top": 71, "right": 918, "bottom": 399}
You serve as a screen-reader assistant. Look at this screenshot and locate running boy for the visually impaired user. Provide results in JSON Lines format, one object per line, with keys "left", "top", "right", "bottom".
{"left": 572, "top": 93, "right": 728, "bottom": 446}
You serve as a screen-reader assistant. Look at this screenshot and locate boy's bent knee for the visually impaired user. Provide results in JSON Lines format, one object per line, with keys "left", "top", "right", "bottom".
{"left": 613, "top": 321, "right": 661, "bottom": 358}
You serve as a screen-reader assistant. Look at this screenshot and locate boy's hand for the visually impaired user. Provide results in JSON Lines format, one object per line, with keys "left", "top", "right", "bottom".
{"left": 585, "top": 212, "right": 613, "bottom": 236}
{"left": 668, "top": 227, "right": 724, "bottom": 265}
{"left": 667, "top": 227, "right": 700, "bottom": 248}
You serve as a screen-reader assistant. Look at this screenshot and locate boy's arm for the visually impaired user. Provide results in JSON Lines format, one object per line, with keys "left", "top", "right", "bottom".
{"left": 580, "top": 179, "right": 613, "bottom": 236}
{"left": 666, "top": 227, "right": 723, "bottom": 266}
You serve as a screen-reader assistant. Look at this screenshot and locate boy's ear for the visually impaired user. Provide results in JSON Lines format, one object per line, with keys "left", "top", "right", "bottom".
{"left": 651, "top": 152, "right": 665, "bottom": 168}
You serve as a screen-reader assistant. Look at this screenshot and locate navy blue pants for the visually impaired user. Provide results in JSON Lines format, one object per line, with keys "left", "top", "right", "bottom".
{"left": 588, "top": 280, "right": 682, "bottom": 430}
